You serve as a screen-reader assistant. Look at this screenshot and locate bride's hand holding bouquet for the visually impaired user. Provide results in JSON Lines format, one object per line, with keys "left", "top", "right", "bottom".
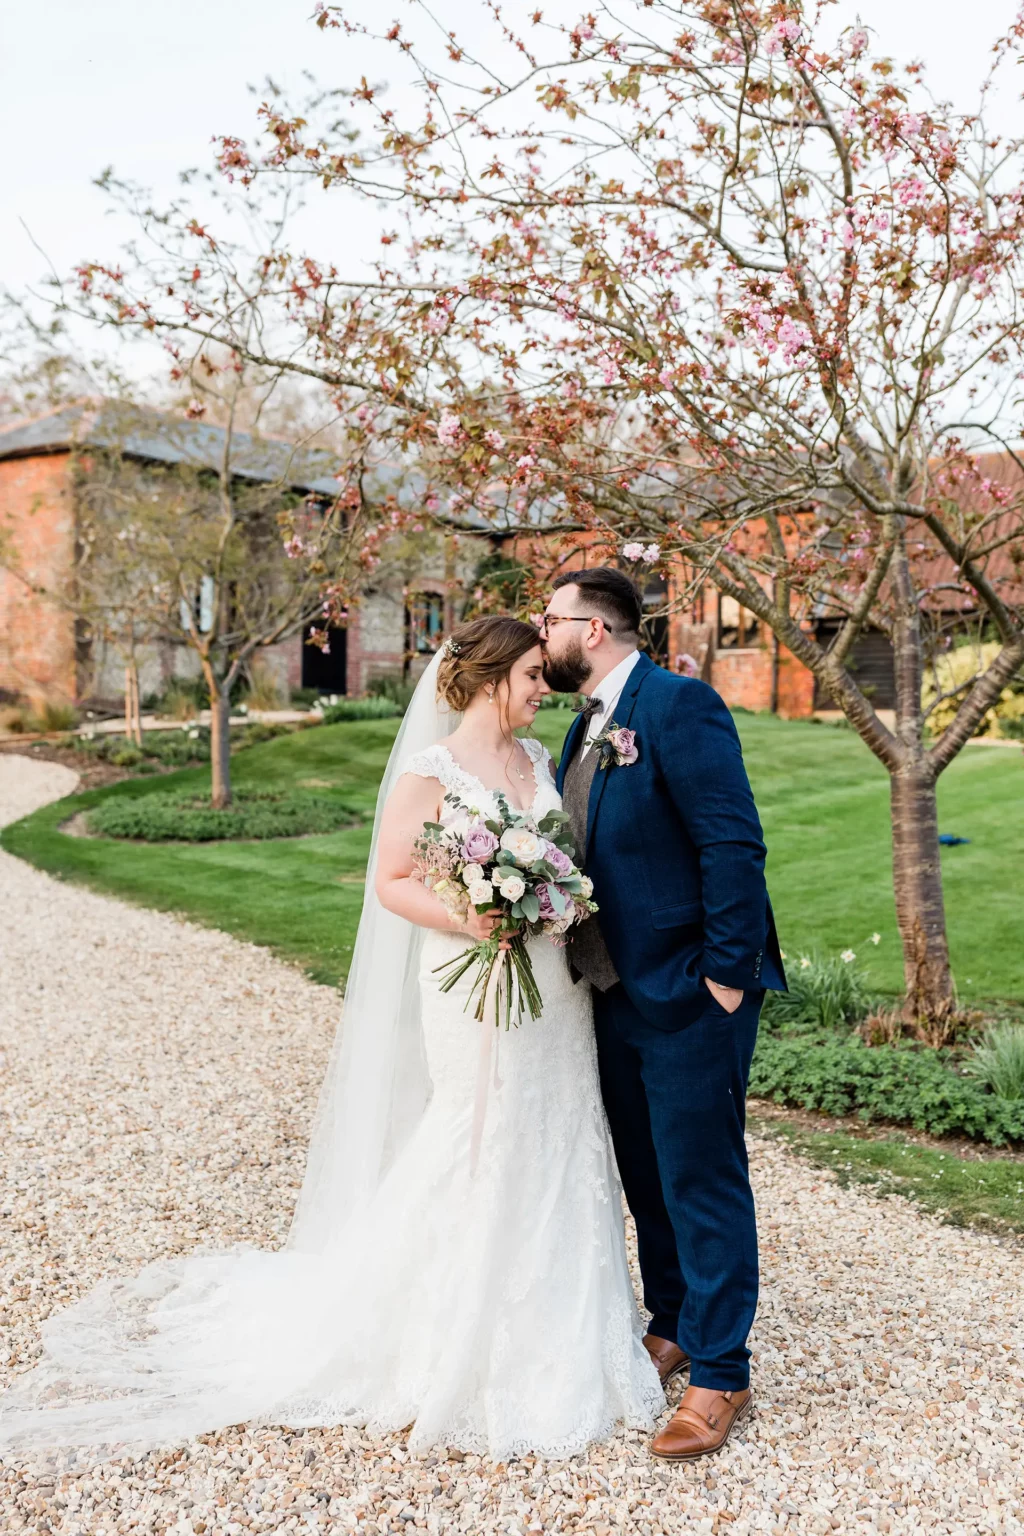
{"left": 412, "top": 791, "right": 597, "bottom": 1029}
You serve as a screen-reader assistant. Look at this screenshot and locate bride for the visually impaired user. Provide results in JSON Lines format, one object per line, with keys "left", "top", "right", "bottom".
{"left": 0, "top": 615, "right": 662, "bottom": 1464}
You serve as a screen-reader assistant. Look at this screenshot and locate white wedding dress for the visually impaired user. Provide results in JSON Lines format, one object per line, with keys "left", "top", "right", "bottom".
{"left": 0, "top": 723, "right": 661, "bottom": 1465}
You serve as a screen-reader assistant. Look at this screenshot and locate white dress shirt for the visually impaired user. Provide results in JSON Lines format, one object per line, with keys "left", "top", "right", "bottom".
{"left": 580, "top": 649, "right": 642, "bottom": 759}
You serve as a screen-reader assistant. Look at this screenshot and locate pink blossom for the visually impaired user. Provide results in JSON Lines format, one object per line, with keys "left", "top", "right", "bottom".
{"left": 484, "top": 428, "right": 505, "bottom": 450}
{"left": 598, "top": 355, "right": 619, "bottom": 385}
{"left": 841, "top": 221, "right": 855, "bottom": 250}
{"left": 677, "top": 652, "right": 699, "bottom": 677}
{"left": 516, "top": 452, "right": 537, "bottom": 470}
{"left": 435, "top": 410, "right": 462, "bottom": 447}
{"left": 283, "top": 535, "right": 306, "bottom": 559}
{"left": 777, "top": 315, "right": 812, "bottom": 363}
{"left": 641, "top": 543, "right": 661, "bottom": 564}
{"left": 425, "top": 310, "right": 449, "bottom": 334}
{"left": 425, "top": 494, "right": 440, "bottom": 512}
{"left": 901, "top": 112, "right": 923, "bottom": 137}
{"left": 896, "top": 177, "right": 927, "bottom": 207}
{"left": 765, "top": 17, "right": 802, "bottom": 56}
{"left": 621, "top": 541, "right": 645, "bottom": 561}
{"left": 185, "top": 399, "right": 206, "bottom": 420}
{"left": 846, "top": 26, "right": 869, "bottom": 55}
{"left": 873, "top": 212, "right": 890, "bottom": 234}
{"left": 658, "top": 367, "right": 675, "bottom": 388}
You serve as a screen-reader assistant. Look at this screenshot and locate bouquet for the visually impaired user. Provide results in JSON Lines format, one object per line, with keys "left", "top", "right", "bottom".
{"left": 412, "top": 791, "right": 598, "bottom": 1029}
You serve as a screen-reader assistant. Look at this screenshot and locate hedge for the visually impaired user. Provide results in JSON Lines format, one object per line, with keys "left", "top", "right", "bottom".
{"left": 87, "top": 787, "right": 360, "bottom": 843}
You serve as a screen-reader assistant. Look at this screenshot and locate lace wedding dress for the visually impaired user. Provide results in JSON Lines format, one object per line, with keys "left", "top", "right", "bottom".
{"left": 0, "top": 731, "right": 661, "bottom": 1465}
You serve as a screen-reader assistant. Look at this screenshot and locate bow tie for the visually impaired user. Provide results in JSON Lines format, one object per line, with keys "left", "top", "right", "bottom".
{"left": 574, "top": 697, "right": 603, "bottom": 722}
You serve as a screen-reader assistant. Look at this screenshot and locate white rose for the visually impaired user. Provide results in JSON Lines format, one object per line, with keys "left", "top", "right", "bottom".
{"left": 499, "top": 827, "right": 544, "bottom": 865}
{"left": 497, "top": 874, "right": 526, "bottom": 902}
{"left": 461, "top": 864, "right": 484, "bottom": 888}
{"left": 579, "top": 875, "right": 594, "bottom": 899}
{"left": 467, "top": 880, "right": 493, "bottom": 906}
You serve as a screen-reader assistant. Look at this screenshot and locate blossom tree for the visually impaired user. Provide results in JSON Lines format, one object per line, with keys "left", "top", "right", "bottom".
{"left": 69, "top": 3, "right": 1024, "bottom": 1016}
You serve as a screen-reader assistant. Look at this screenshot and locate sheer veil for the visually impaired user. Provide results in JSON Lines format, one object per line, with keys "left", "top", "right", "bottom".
{"left": 289, "top": 649, "right": 459, "bottom": 1249}
{"left": 0, "top": 651, "right": 460, "bottom": 1463}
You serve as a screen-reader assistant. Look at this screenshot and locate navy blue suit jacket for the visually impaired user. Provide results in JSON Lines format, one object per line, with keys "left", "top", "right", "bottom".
{"left": 556, "top": 653, "right": 786, "bottom": 1030}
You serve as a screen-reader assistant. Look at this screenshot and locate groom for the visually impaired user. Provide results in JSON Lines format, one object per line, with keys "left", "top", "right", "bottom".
{"left": 541, "top": 567, "right": 786, "bottom": 1461}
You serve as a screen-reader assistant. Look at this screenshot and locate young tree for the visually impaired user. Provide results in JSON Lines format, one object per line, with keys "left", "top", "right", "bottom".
{"left": 65, "top": 4, "right": 1024, "bottom": 1015}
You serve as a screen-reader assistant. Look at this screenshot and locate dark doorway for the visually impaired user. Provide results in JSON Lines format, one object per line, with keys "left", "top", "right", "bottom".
{"left": 641, "top": 573, "right": 670, "bottom": 667}
{"left": 813, "top": 621, "right": 895, "bottom": 709}
{"left": 301, "top": 624, "right": 348, "bottom": 694}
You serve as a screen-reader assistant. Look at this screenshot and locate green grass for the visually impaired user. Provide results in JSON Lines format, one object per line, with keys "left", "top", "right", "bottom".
{"left": 738, "top": 716, "right": 1023, "bottom": 1002}
{"left": 2, "top": 709, "right": 1021, "bottom": 999}
{"left": 753, "top": 1117, "right": 1024, "bottom": 1235}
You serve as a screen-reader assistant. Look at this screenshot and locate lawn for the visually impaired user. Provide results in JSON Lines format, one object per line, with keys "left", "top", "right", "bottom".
{"left": 751, "top": 1116, "right": 1024, "bottom": 1236}
{"left": 2, "top": 710, "right": 1020, "bottom": 999}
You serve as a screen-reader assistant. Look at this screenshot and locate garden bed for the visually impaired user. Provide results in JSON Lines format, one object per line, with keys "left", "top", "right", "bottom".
{"left": 85, "top": 785, "right": 361, "bottom": 842}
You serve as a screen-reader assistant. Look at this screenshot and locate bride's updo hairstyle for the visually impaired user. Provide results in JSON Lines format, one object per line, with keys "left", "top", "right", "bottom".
{"left": 436, "top": 615, "right": 541, "bottom": 713}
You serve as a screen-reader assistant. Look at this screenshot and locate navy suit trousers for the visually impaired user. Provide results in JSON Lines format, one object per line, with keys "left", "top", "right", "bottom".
{"left": 593, "top": 982, "right": 764, "bottom": 1391}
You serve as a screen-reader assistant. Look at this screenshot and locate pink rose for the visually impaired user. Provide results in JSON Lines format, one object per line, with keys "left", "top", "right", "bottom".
{"left": 462, "top": 822, "right": 499, "bottom": 863}
{"left": 541, "top": 841, "right": 573, "bottom": 877}
{"left": 609, "top": 727, "right": 638, "bottom": 764}
{"left": 534, "top": 881, "right": 560, "bottom": 921}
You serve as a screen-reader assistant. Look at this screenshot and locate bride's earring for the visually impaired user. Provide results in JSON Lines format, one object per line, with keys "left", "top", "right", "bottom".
{"left": 487, "top": 688, "right": 496, "bottom": 705}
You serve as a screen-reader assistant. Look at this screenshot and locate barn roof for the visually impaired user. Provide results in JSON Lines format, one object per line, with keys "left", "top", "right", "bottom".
{"left": 0, "top": 401, "right": 344, "bottom": 497}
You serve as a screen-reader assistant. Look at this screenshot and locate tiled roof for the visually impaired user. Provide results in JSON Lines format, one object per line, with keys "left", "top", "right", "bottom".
{"left": 0, "top": 401, "right": 343, "bottom": 497}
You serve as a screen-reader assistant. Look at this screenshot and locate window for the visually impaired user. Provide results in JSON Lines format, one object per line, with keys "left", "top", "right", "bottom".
{"left": 717, "top": 595, "right": 759, "bottom": 649}
{"left": 406, "top": 591, "right": 445, "bottom": 654}
{"left": 179, "top": 575, "right": 216, "bottom": 634}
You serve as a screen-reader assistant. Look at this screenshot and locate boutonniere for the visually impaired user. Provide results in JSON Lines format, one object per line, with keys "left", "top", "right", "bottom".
{"left": 591, "top": 720, "right": 639, "bottom": 770}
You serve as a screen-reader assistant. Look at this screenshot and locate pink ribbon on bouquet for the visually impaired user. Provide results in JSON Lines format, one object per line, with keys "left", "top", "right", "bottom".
{"left": 468, "top": 962, "right": 509, "bottom": 1176}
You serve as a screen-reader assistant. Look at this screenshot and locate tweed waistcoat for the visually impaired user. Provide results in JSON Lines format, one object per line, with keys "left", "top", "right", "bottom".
{"left": 561, "top": 737, "right": 620, "bottom": 992}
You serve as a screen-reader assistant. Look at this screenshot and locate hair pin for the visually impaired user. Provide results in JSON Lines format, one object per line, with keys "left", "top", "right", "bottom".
{"left": 442, "top": 636, "right": 462, "bottom": 658}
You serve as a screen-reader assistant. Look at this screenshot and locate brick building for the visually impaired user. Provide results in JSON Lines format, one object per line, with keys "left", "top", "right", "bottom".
{"left": 0, "top": 403, "right": 491, "bottom": 709}
{"left": 4, "top": 401, "right": 1015, "bottom": 719}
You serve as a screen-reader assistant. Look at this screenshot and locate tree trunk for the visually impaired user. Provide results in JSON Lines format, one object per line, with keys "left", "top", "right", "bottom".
{"left": 209, "top": 687, "right": 232, "bottom": 809}
{"left": 124, "top": 662, "right": 142, "bottom": 747}
{"left": 889, "top": 761, "right": 953, "bottom": 1016}
{"left": 887, "top": 527, "right": 953, "bottom": 1017}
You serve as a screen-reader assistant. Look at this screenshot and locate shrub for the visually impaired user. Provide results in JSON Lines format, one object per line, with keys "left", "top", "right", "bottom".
{"left": 158, "top": 680, "right": 207, "bottom": 720}
{"left": 290, "top": 687, "right": 322, "bottom": 708}
{"left": 107, "top": 744, "right": 145, "bottom": 768}
{"left": 539, "top": 692, "right": 582, "bottom": 710}
{"left": 761, "top": 952, "right": 876, "bottom": 1033}
{"left": 232, "top": 721, "right": 291, "bottom": 748}
{"left": 321, "top": 696, "right": 404, "bottom": 723}
{"left": 0, "top": 706, "right": 29, "bottom": 735}
{"left": 923, "top": 640, "right": 1024, "bottom": 740}
{"left": 244, "top": 665, "right": 285, "bottom": 712}
{"left": 967, "top": 1024, "right": 1024, "bottom": 1100}
{"left": 749, "top": 1036, "right": 1024, "bottom": 1146}
{"left": 29, "top": 699, "right": 78, "bottom": 733}
{"left": 87, "top": 786, "right": 360, "bottom": 842}
{"left": 366, "top": 674, "right": 416, "bottom": 711}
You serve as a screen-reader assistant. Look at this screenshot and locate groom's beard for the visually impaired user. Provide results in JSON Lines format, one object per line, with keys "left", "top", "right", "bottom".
{"left": 542, "top": 634, "right": 593, "bottom": 695}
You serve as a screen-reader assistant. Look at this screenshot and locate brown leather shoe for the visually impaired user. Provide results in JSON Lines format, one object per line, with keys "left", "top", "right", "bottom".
{"left": 642, "top": 1334, "right": 690, "bottom": 1386}
{"left": 651, "top": 1385, "right": 753, "bottom": 1461}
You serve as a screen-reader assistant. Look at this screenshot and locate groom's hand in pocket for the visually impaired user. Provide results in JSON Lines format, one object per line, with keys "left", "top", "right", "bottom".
{"left": 704, "top": 977, "right": 744, "bottom": 1014}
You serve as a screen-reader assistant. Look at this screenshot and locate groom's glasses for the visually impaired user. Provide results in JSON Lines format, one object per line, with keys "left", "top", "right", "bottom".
{"left": 537, "top": 614, "right": 612, "bottom": 637}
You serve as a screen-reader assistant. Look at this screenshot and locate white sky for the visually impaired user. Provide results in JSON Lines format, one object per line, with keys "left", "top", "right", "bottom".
{"left": 2, "top": 0, "right": 1020, "bottom": 369}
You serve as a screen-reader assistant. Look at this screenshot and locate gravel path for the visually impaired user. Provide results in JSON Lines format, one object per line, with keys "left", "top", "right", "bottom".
{"left": 0, "top": 754, "right": 1021, "bottom": 1536}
